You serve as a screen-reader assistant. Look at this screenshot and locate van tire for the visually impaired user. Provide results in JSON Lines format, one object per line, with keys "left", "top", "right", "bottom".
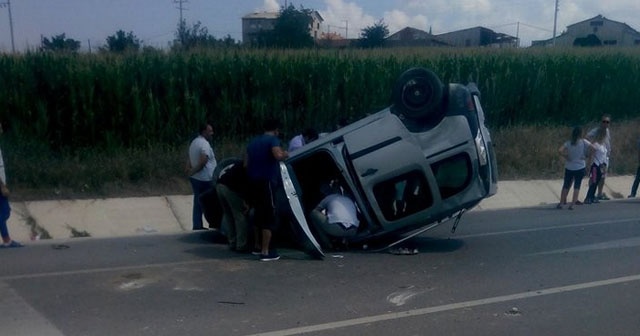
{"left": 392, "top": 67, "right": 444, "bottom": 120}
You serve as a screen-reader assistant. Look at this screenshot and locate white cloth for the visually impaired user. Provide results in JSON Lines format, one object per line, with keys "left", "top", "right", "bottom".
{"left": 0, "top": 147, "right": 5, "bottom": 184}
{"left": 188, "top": 135, "right": 216, "bottom": 181}
{"left": 288, "top": 134, "right": 305, "bottom": 152}
{"left": 316, "top": 194, "right": 359, "bottom": 229}
{"left": 592, "top": 142, "right": 608, "bottom": 166}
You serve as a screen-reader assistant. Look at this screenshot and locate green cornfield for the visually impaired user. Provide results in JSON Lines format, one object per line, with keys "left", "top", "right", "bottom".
{"left": 0, "top": 47, "right": 639, "bottom": 198}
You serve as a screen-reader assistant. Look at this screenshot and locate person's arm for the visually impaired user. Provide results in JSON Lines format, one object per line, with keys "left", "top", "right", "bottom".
{"left": 558, "top": 143, "right": 568, "bottom": 159}
{"left": 187, "top": 151, "right": 208, "bottom": 176}
{"left": 0, "top": 177, "right": 9, "bottom": 197}
{"left": 271, "top": 146, "right": 288, "bottom": 161}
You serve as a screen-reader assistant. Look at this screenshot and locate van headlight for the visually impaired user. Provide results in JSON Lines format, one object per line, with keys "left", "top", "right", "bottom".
{"left": 475, "top": 131, "right": 488, "bottom": 166}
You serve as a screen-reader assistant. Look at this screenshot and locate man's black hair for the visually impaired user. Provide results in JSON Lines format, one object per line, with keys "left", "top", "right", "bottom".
{"left": 302, "top": 127, "right": 318, "bottom": 141}
{"left": 263, "top": 118, "right": 281, "bottom": 131}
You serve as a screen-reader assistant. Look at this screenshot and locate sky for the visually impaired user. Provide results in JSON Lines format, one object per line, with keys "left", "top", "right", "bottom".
{"left": 1, "top": 0, "right": 639, "bottom": 52}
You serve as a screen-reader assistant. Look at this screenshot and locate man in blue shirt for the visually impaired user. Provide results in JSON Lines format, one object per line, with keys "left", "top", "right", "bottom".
{"left": 245, "top": 119, "right": 288, "bottom": 261}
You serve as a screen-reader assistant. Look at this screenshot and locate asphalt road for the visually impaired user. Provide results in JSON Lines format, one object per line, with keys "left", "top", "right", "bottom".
{"left": 1, "top": 199, "right": 639, "bottom": 336}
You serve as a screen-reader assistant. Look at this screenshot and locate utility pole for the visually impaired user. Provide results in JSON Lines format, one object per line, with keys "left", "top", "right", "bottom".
{"left": 174, "top": 0, "right": 187, "bottom": 24}
{"left": 552, "top": 0, "right": 559, "bottom": 46}
{"left": 343, "top": 20, "right": 348, "bottom": 39}
{"left": 0, "top": 0, "right": 15, "bottom": 53}
{"left": 174, "top": 0, "right": 188, "bottom": 47}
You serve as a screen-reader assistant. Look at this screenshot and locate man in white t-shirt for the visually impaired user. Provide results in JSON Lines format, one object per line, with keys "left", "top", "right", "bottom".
{"left": 185, "top": 122, "right": 216, "bottom": 230}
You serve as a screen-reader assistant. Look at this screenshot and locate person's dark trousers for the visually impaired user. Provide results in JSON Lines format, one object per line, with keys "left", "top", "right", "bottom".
{"left": 0, "top": 195, "right": 11, "bottom": 239}
{"left": 189, "top": 177, "right": 212, "bottom": 230}
{"left": 631, "top": 166, "right": 640, "bottom": 197}
{"left": 585, "top": 163, "right": 603, "bottom": 203}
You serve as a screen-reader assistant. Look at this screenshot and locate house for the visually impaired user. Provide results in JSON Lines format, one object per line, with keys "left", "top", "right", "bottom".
{"left": 241, "top": 12, "right": 279, "bottom": 46}
{"left": 532, "top": 14, "right": 640, "bottom": 47}
{"left": 385, "top": 27, "right": 449, "bottom": 47}
{"left": 436, "top": 26, "right": 518, "bottom": 48}
{"left": 241, "top": 10, "right": 324, "bottom": 46}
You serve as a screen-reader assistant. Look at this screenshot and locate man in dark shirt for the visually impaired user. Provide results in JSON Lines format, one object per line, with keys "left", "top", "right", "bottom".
{"left": 245, "top": 119, "right": 288, "bottom": 261}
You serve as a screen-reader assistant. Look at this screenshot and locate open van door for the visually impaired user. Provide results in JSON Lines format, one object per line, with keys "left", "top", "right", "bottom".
{"left": 279, "top": 162, "right": 325, "bottom": 259}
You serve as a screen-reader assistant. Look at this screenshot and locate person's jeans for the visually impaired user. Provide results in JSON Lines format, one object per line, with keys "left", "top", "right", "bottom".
{"left": 631, "top": 165, "right": 640, "bottom": 197}
{"left": 216, "top": 184, "right": 249, "bottom": 250}
{"left": 189, "top": 177, "right": 212, "bottom": 230}
{"left": 0, "top": 195, "right": 11, "bottom": 239}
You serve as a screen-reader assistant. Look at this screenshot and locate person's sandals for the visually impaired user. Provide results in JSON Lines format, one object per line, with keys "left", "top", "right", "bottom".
{"left": 389, "top": 247, "right": 418, "bottom": 255}
{"left": 0, "top": 241, "right": 24, "bottom": 248}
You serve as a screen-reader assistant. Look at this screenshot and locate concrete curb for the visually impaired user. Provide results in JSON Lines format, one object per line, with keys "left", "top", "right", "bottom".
{"left": 6, "top": 175, "right": 637, "bottom": 242}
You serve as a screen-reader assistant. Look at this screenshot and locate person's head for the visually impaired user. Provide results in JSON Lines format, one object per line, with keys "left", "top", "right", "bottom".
{"left": 198, "top": 122, "right": 214, "bottom": 141}
{"left": 600, "top": 114, "right": 611, "bottom": 129}
{"left": 302, "top": 128, "right": 318, "bottom": 143}
{"left": 570, "top": 126, "right": 582, "bottom": 145}
{"left": 320, "top": 178, "right": 342, "bottom": 196}
{"left": 263, "top": 118, "right": 281, "bottom": 136}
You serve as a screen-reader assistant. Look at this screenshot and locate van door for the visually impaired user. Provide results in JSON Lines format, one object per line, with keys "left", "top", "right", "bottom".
{"left": 279, "top": 162, "right": 324, "bottom": 259}
{"left": 343, "top": 113, "right": 435, "bottom": 226}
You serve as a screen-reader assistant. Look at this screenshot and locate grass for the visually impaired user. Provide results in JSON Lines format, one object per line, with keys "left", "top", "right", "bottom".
{"left": 4, "top": 118, "right": 639, "bottom": 202}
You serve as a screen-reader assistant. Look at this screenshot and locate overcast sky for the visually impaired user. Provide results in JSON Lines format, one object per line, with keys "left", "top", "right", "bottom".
{"left": 1, "top": 0, "right": 639, "bottom": 52}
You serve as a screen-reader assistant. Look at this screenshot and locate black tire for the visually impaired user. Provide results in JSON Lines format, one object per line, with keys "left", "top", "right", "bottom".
{"left": 213, "top": 157, "right": 243, "bottom": 182}
{"left": 392, "top": 68, "right": 444, "bottom": 120}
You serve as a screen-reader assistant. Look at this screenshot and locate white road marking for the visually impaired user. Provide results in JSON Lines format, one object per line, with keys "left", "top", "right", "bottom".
{"left": 246, "top": 273, "right": 640, "bottom": 336}
{"left": 0, "top": 281, "right": 65, "bottom": 336}
{"left": 531, "top": 236, "right": 640, "bottom": 255}
{"left": 0, "top": 259, "right": 212, "bottom": 281}
{"left": 455, "top": 218, "right": 638, "bottom": 239}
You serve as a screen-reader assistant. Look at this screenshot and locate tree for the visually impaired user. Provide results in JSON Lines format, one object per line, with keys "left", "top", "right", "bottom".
{"left": 258, "top": 4, "right": 315, "bottom": 48}
{"left": 40, "top": 33, "right": 81, "bottom": 52}
{"left": 173, "top": 20, "right": 217, "bottom": 51}
{"left": 359, "top": 20, "right": 389, "bottom": 48}
{"left": 103, "top": 30, "right": 141, "bottom": 53}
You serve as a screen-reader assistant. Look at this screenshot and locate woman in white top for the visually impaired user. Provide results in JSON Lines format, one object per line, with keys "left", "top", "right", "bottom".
{"left": 558, "top": 126, "right": 594, "bottom": 210}
{"left": 584, "top": 128, "right": 609, "bottom": 204}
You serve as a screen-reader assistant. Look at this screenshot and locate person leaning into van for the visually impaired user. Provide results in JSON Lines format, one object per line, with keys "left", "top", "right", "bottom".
{"left": 309, "top": 179, "right": 360, "bottom": 250}
{"left": 216, "top": 160, "right": 251, "bottom": 253}
{"left": 557, "top": 126, "right": 595, "bottom": 210}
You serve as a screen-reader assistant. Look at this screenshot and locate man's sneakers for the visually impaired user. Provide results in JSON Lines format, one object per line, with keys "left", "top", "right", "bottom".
{"left": 597, "top": 193, "right": 611, "bottom": 201}
{"left": 0, "top": 240, "right": 24, "bottom": 248}
{"left": 259, "top": 251, "right": 281, "bottom": 261}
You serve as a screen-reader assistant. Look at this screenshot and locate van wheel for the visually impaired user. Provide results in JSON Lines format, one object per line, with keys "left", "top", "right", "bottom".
{"left": 213, "top": 157, "right": 243, "bottom": 182}
{"left": 392, "top": 68, "right": 444, "bottom": 120}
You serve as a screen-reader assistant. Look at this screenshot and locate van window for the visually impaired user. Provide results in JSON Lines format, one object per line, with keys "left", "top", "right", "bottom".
{"left": 373, "top": 170, "right": 433, "bottom": 221}
{"left": 431, "top": 153, "right": 472, "bottom": 199}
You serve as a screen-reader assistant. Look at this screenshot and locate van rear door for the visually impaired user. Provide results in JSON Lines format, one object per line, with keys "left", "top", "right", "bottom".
{"left": 279, "top": 162, "right": 324, "bottom": 259}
